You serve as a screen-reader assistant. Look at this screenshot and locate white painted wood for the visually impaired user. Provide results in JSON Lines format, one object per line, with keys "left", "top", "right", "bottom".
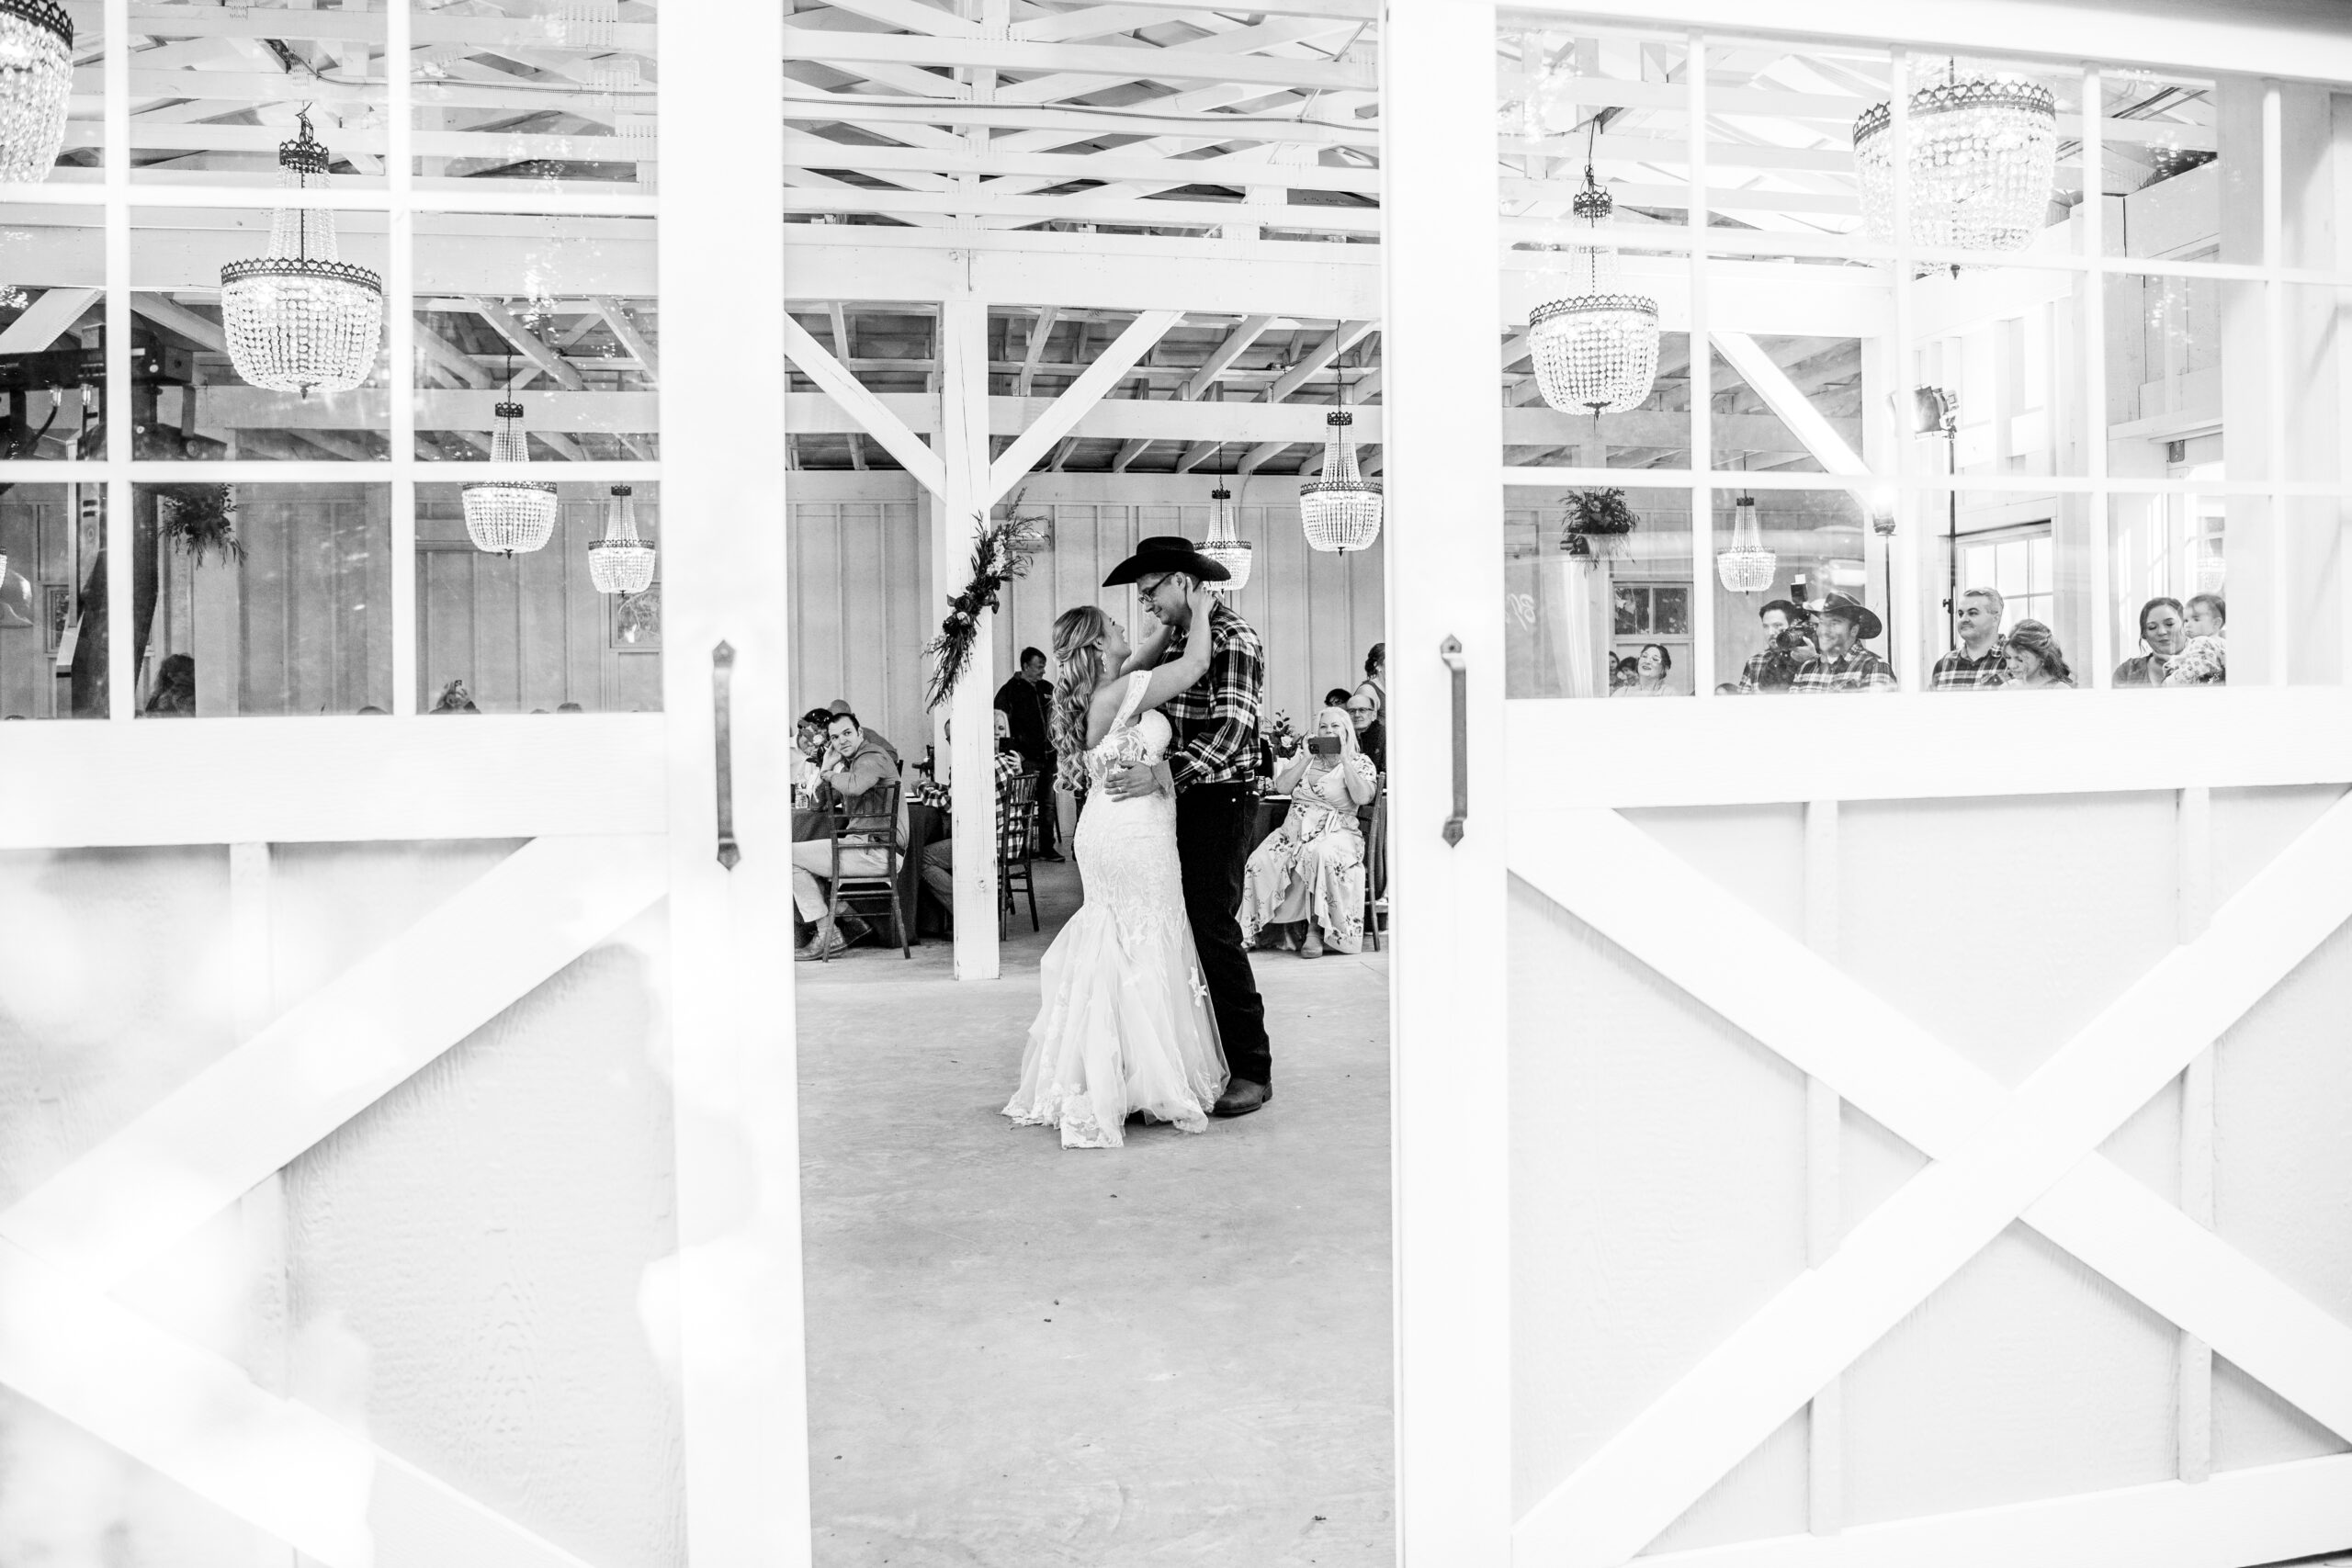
{"left": 1801, "top": 800, "right": 1842, "bottom": 1537}
{"left": 662, "top": 2, "right": 816, "bottom": 1562}
{"left": 229, "top": 840, "right": 294, "bottom": 1568}
{"left": 0, "top": 1233, "right": 599, "bottom": 1568}
{"left": 1686, "top": 41, "right": 1713, "bottom": 703}
{"left": 779, "top": 28, "right": 1376, "bottom": 91}
{"left": 104, "top": 0, "right": 129, "bottom": 721}
{"left": 1634, "top": 1452, "right": 2352, "bottom": 1568}
{"left": 940, "top": 297, "right": 1001, "bottom": 980}
{"left": 0, "top": 834, "right": 665, "bottom": 1286}
{"left": 985, "top": 309, "right": 1182, "bottom": 502}
{"left": 1385, "top": 0, "right": 1513, "bottom": 1562}
{"left": 1512, "top": 796, "right": 2352, "bottom": 1564}
{"left": 1504, "top": 690, "right": 2352, "bottom": 811}
{"left": 783, "top": 314, "right": 950, "bottom": 497}
{"left": 1714, "top": 333, "right": 1870, "bottom": 480}
{"left": 0, "top": 717, "right": 667, "bottom": 849}
{"left": 0, "top": 285, "right": 97, "bottom": 352}
{"left": 2177, "top": 784, "right": 2216, "bottom": 1485}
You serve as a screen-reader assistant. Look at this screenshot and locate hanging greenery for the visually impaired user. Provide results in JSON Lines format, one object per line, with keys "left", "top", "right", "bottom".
{"left": 153, "top": 483, "right": 243, "bottom": 565}
{"left": 922, "top": 508, "right": 1046, "bottom": 711}
{"left": 1560, "top": 486, "right": 1638, "bottom": 558}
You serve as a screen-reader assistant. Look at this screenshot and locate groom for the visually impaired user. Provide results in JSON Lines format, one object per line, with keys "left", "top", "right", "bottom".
{"left": 1101, "top": 536, "right": 1273, "bottom": 1118}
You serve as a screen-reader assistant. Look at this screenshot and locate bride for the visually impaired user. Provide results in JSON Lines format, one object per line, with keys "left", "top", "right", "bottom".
{"left": 1003, "top": 587, "right": 1229, "bottom": 1148}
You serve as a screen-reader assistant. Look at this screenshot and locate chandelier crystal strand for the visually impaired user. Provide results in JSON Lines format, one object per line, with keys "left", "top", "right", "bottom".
{"left": 463, "top": 401, "right": 560, "bottom": 555}
{"left": 1528, "top": 158, "right": 1661, "bottom": 415}
{"left": 1299, "top": 411, "right": 1382, "bottom": 553}
{"left": 1853, "top": 69, "right": 2058, "bottom": 254}
{"left": 1199, "top": 481, "right": 1252, "bottom": 593}
{"left": 0, "top": 0, "right": 72, "bottom": 184}
{"left": 1716, "top": 493, "right": 1775, "bottom": 592}
{"left": 588, "top": 482, "right": 656, "bottom": 593}
{"left": 220, "top": 113, "right": 385, "bottom": 397}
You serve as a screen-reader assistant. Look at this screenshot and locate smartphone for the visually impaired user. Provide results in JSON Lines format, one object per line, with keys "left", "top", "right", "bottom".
{"left": 1307, "top": 736, "right": 1342, "bottom": 757}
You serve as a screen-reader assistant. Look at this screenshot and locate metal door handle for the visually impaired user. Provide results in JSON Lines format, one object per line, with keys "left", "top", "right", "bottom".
{"left": 712, "top": 640, "right": 741, "bottom": 870}
{"left": 1441, "top": 635, "right": 1466, "bottom": 847}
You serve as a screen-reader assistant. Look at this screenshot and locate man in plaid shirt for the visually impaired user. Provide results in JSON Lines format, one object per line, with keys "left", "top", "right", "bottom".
{"left": 1929, "top": 587, "right": 2008, "bottom": 689}
{"left": 1102, "top": 536, "right": 1273, "bottom": 1118}
{"left": 1790, "top": 593, "right": 1899, "bottom": 694}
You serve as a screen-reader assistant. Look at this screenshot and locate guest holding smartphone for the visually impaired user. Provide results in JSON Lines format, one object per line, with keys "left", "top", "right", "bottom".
{"left": 1237, "top": 706, "right": 1377, "bottom": 957}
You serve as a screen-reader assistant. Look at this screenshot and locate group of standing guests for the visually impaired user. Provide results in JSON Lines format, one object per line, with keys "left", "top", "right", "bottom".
{"left": 1722, "top": 587, "right": 2228, "bottom": 694}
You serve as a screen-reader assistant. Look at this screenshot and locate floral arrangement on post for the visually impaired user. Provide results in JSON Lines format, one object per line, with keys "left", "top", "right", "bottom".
{"left": 2164, "top": 635, "right": 2227, "bottom": 685}
{"left": 1266, "top": 709, "right": 1300, "bottom": 759}
{"left": 922, "top": 506, "right": 1046, "bottom": 710}
{"left": 153, "top": 483, "right": 243, "bottom": 565}
{"left": 1560, "top": 486, "right": 1639, "bottom": 558}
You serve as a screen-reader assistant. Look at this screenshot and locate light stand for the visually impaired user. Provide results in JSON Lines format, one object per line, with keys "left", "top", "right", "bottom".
{"left": 1906, "top": 385, "right": 1961, "bottom": 649}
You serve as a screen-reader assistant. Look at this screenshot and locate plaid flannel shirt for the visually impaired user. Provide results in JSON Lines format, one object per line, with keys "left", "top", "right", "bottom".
{"left": 1160, "top": 601, "right": 1266, "bottom": 790}
{"left": 1790, "top": 649, "right": 1899, "bottom": 694}
{"left": 1929, "top": 641, "right": 2008, "bottom": 690}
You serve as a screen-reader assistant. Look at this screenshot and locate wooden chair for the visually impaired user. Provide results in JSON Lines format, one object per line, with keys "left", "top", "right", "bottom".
{"left": 999, "top": 772, "right": 1042, "bottom": 935}
{"left": 823, "top": 779, "right": 910, "bottom": 959}
{"left": 1361, "top": 776, "right": 1388, "bottom": 953}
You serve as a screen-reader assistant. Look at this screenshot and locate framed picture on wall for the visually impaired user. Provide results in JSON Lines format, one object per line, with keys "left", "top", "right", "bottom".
{"left": 42, "top": 584, "right": 70, "bottom": 650}
{"left": 611, "top": 586, "right": 661, "bottom": 652}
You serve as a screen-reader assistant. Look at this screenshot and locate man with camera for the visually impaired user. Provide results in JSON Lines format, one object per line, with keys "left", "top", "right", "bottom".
{"left": 1735, "top": 599, "right": 1815, "bottom": 694}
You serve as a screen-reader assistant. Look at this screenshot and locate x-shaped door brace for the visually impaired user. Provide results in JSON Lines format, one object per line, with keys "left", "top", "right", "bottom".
{"left": 0, "top": 834, "right": 668, "bottom": 1568}
{"left": 1510, "top": 797, "right": 2352, "bottom": 1567}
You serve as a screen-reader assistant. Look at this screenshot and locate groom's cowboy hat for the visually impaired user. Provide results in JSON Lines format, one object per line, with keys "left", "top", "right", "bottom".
{"left": 1102, "top": 535, "right": 1231, "bottom": 586}
{"left": 1805, "top": 592, "right": 1883, "bottom": 641}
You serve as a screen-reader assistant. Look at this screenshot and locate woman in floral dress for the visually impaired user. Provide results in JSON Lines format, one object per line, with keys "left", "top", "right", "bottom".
{"left": 1238, "top": 706, "right": 1378, "bottom": 957}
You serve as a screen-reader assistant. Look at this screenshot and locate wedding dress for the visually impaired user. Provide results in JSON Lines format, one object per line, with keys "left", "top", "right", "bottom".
{"left": 1004, "top": 670, "right": 1228, "bottom": 1148}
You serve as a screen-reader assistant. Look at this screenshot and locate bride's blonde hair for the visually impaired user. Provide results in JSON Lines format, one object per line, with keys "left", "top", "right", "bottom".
{"left": 1050, "top": 605, "right": 1111, "bottom": 794}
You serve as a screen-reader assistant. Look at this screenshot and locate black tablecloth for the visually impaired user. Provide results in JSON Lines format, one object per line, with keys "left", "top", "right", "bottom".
{"left": 902, "top": 803, "right": 951, "bottom": 938}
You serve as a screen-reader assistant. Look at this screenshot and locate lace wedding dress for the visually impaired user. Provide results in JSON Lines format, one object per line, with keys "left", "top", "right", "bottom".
{"left": 1004, "top": 670, "right": 1228, "bottom": 1148}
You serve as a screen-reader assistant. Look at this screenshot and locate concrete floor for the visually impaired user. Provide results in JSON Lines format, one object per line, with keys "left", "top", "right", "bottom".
{"left": 795, "top": 860, "right": 1395, "bottom": 1567}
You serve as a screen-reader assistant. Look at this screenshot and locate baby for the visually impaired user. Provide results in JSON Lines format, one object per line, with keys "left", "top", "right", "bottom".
{"left": 2186, "top": 592, "right": 2226, "bottom": 641}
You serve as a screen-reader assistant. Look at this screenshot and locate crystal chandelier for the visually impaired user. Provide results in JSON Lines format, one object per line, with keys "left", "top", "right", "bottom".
{"left": 464, "top": 400, "right": 559, "bottom": 555}
{"left": 220, "top": 113, "right": 385, "bottom": 397}
{"left": 1197, "top": 449, "right": 1252, "bottom": 592}
{"left": 1716, "top": 493, "right": 1775, "bottom": 592}
{"left": 1853, "top": 65, "right": 2058, "bottom": 254}
{"left": 0, "top": 0, "right": 73, "bottom": 185}
{"left": 588, "top": 482, "right": 656, "bottom": 593}
{"left": 1300, "top": 410, "right": 1381, "bottom": 554}
{"left": 1529, "top": 149, "right": 1661, "bottom": 416}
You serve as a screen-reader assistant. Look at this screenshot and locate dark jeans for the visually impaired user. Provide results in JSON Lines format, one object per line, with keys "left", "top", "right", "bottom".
{"left": 1176, "top": 782, "right": 1272, "bottom": 1086}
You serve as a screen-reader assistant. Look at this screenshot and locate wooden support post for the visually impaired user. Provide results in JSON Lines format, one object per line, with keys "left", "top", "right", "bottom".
{"left": 940, "top": 296, "right": 1001, "bottom": 981}
{"left": 229, "top": 840, "right": 294, "bottom": 1568}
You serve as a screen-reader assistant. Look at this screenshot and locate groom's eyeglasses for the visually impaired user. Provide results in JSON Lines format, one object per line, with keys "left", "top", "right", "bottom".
{"left": 1135, "top": 576, "right": 1170, "bottom": 602}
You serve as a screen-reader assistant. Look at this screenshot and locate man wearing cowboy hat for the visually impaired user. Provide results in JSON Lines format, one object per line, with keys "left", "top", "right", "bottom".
{"left": 1101, "top": 535, "right": 1273, "bottom": 1118}
{"left": 1790, "top": 593, "right": 1899, "bottom": 693}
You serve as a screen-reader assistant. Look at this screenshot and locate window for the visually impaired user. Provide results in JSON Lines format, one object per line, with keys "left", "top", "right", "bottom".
{"left": 1958, "top": 525, "right": 2055, "bottom": 631}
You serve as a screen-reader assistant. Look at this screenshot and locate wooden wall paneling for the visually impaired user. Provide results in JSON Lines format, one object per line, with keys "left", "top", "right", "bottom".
{"left": 796, "top": 504, "right": 845, "bottom": 719}
{"left": 840, "top": 503, "right": 890, "bottom": 731}
{"left": 239, "top": 498, "right": 289, "bottom": 716}
{"left": 571, "top": 502, "right": 608, "bottom": 710}
{"left": 879, "top": 501, "right": 921, "bottom": 749}
{"left": 517, "top": 506, "right": 573, "bottom": 713}
{"left": 421, "top": 549, "right": 470, "bottom": 711}
{"left": 473, "top": 549, "right": 522, "bottom": 713}
{"left": 1306, "top": 518, "right": 1357, "bottom": 716}
{"left": 283, "top": 499, "right": 334, "bottom": 716}
{"left": 0, "top": 501, "right": 41, "bottom": 720}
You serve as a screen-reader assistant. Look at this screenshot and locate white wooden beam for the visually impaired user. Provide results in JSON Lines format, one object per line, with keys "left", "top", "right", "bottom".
{"left": 1184, "top": 311, "right": 1272, "bottom": 399}
{"left": 985, "top": 307, "right": 1182, "bottom": 502}
{"left": 1712, "top": 329, "right": 1868, "bottom": 475}
{"left": 1263, "top": 318, "right": 1373, "bottom": 402}
{"left": 777, "top": 183, "right": 1382, "bottom": 232}
{"left": 0, "top": 835, "right": 666, "bottom": 1286}
{"left": 1634, "top": 1453, "right": 2352, "bottom": 1568}
{"left": 939, "top": 297, "right": 1000, "bottom": 980}
{"left": 0, "top": 1234, "right": 603, "bottom": 1568}
{"left": 1015, "top": 304, "right": 1057, "bottom": 398}
{"left": 782, "top": 312, "right": 947, "bottom": 495}
{"left": 782, "top": 27, "right": 1374, "bottom": 93}
{"left": 812, "top": 0, "right": 978, "bottom": 36}
{"left": 468, "top": 295, "right": 589, "bottom": 391}
{"left": 130, "top": 289, "right": 225, "bottom": 350}
{"left": 591, "top": 295, "right": 659, "bottom": 384}
{"left": 0, "top": 285, "right": 97, "bottom": 352}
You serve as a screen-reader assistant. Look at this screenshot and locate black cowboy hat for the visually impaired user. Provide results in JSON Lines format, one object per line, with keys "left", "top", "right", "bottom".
{"left": 1102, "top": 534, "right": 1232, "bottom": 586}
{"left": 1805, "top": 592, "right": 1884, "bottom": 641}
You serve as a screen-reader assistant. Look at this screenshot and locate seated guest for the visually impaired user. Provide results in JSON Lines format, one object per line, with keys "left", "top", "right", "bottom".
{"left": 1343, "top": 690, "right": 1385, "bottom": 771}
{"left": 1932, "top": 587, "right": 2008, "bottom": 688}
{"left": 430, "top": 677, "right": 481, "bottom": 713}
{"left": 795, "top": 707, "right": 832, "bottom": 804}
{"left": 1238, "top": 706, "right": 1378, "bottom": 958}
{"left": 2000, "top": 619, "right": 2075, "bottom": 688}
{"left": 1323, "top": 687, "right": 1352, "bottom": 710}
{"left": 1791, "top": 595, "right": 1897, "bottom": 692}
{"left": 1353, "top": 642, "right": 1385, "bottom": 722}
{"left": 145, "top": 653, "right": 197, "bottom": 716}
{"left": 792, "top": 708, "right": 899, "bottom": 960}
{"left": 827, "top": 696, "right": 900, "bottom": 766}
{"left": 1612, "top": 642, "right": 1676, "bottom": 696}
{"left": 920, "top": 728, "right": 1027, "bottom": 915}
{"left": 2114, "top": 597, "right": 2188, "bottom": 686}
